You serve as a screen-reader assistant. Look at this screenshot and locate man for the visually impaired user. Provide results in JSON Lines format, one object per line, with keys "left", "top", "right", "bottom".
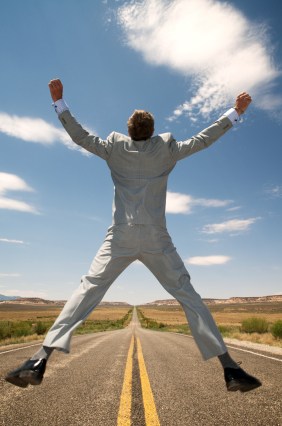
{"left": 5, "top": 79, "right": 261, "bottom": 392}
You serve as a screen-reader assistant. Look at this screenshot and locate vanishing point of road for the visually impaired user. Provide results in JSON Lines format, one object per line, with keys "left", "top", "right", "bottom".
{"left": 0, "top": 308, "right": 281, "bottom": 425}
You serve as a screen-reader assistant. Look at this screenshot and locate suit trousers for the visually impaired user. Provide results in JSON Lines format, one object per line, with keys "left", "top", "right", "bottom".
{"left": 43, "top": 224, "right": 227, "bottom": 360}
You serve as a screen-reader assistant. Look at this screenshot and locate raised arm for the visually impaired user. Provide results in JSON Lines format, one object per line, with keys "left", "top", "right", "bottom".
{"left": 170, "top": 92, "right": 252, "bottom": 162}
{"left": 48, "top": 79, "right": 113, "bottom": 160}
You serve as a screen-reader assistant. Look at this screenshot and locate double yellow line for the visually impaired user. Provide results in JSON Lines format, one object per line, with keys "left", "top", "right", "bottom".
{"left": 117, "top": 335, "right": 160, "bottom": 426}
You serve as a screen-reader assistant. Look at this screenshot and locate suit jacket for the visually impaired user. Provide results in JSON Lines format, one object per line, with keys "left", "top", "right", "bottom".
{"left": 59, "top": 111, "right": 233, "bottom": 226}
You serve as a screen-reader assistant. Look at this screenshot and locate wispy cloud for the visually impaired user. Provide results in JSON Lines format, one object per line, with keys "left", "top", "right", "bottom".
{"left": 186, "top": 255, "right": 231, "bottom": 266}
{"left": 0, "top": 112, "right": 92, "bottom": 155}
{"left": 117, "top": 0, "right": 281, "bottom": 121}
{"left": 166, "top": 190, "right": 231, "bottom": 214}
{"left": 77, "top": 214, "right": 105, "bottom": 223}
{"left": 226, "top": 206, "right": 242, "bottom": 212}
{"left": 0, "top": 273, "right": 21, "bottom": 277}
{"left": 0, "top": 172, "right": 38, "bottom": 213}
{"left": 202, "top": 217, "right": 259, "bottom": 234}
{"left": 263, "top": 184, "right": 282, "bottom": 198}
{"left": 1, "top": 289, "right": 48, "bottom": 298}
{"left": 0, "top": 238, "right": 25, "bottom": 244}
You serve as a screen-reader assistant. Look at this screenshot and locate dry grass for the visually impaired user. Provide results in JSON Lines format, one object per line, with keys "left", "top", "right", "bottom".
{"left": 0, "top": 304, "right": 63, "bottom": 321}
{"left": 139, "top": 303, "right": 282, "bottom": 326}
{"left": 138, "top": 302, "right": 282, "bottom": 348}
{"left": 210, "top": 312, "right": 281, "bottom": 326}
{"left": 87, "top": 306, "right": 132, "bottom": 321}
{"left": 138, "top": 308, "right": 186, "bottom": 325}
{"left": 0, "top": 333, "right": 44, "bottom": 348}
{"left": 0, "top": 304, "right": 132, "bottom": 348}
{"left": 230, "top": 332, "right": 281, "bottom": 347}
{"left": 208, "top": 302, "right": 282, "bottom": 325}
{"left": 0, "top": 304, "right": 130, "bottom": 322}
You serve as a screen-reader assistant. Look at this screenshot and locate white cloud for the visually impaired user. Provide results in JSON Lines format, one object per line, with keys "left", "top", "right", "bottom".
{"left": 202, "top": 217, "right": 259, "bottom": 234}
{"left": 166, "top": 191, "right": 192, "bottom": 213}
{"left": 186, "top": 255, "right": 231, "bottom": 266}
{"left": 0, "top": 172, "right": 38, "bottom": 213}
{"left": 0, "top": 112, "right": 67, "bottom": 144}
{"left": 166, "top": 190, "right": 231, "bottom": 214}
{"left": 0, "top": 197, "right": 38, "bottom": 213}
{"left": 0, "top": 238, "right": 25, "bottom": 244}
{"left": 0, "top": 172, "right": 33, "bottom": 194}
{"left": 117, "top": 0, "right": 281, "bottom": 120}
{"left": 0, "top": 112, "right": 92, "bottom": 155}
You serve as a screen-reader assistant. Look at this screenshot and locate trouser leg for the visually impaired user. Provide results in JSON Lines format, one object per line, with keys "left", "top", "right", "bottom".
{"left": 140, "top": 227, "right": 227, "bottom": 360}
{"left": 43, "top": 226, "right": 135, "bottom": 353}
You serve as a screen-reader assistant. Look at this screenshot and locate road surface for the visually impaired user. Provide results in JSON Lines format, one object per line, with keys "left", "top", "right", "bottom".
{"left": 0, "top": 308, "right": 281, "bottom": 425}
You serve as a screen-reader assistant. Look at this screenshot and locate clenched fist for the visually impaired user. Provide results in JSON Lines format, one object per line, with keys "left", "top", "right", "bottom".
{"left": 234, "top": 92, "right": 252, "bottom": 115}
{"left": 48, "top": 79, "right": 63, "bottom": 102}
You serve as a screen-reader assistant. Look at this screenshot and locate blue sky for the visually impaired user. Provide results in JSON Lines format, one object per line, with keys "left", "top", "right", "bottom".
{"left": 0, "top": 0, "right": 281, "bottom": 304}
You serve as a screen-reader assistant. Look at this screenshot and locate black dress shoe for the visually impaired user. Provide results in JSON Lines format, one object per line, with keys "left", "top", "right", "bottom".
{"left": 224, "top": 367, "right": 262, "bottom": 392}
{"left": 5, "top": 358, "right": 46, "bottom": 388}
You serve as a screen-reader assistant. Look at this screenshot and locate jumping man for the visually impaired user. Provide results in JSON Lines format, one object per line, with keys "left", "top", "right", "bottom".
{"left": 5, "top": 79, "right": 261, "bottom": 393}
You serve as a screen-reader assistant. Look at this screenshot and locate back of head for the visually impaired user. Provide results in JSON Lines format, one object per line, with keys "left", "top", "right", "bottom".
{"left": 127, "top": 110, "right": 154, "bottom": 141}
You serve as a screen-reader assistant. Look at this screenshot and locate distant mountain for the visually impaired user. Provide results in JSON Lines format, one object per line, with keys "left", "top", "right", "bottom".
{"left": 0, "top": 296, "right": 65, "bottom": 305}
{"left": 99, "top": 301, "right": 132, "bottom": 306}
{"left": 0, "top": 295, "right": 132, "bottom": 306}
{"left": 204, "top": 295, "right": 282, "bottom": 304}
{"left": 0, "top": 294, "right": 21, "bottom": 301}
{"left": 145, "top": 295, "right": 282, "bottom": 306}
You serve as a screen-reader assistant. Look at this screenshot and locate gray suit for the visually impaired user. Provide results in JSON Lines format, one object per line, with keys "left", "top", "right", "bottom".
{"left": 43, "top": 110, "right": 233, "bottom": 360}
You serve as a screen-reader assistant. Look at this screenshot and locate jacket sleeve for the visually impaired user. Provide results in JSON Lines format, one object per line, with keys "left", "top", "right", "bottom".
{"left": 58, "top": 110, "right": 113, "bottom": 160}
{"left": 169, "top": 116, "right": 233, "bottom": 162}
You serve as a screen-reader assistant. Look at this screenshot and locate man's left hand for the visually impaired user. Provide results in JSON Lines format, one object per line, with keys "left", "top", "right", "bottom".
{"left": 48, "top": 79, "right": 63, "bottom": 102}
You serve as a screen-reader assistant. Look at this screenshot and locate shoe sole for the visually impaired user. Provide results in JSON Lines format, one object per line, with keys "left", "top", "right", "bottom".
{"left": 19, "top": 370, "right": 43, "bottom": 385}
{"left": 240, "top": 381, "right": 262, "bottom": 393}
{"left": 227, "top": 379, "right": 262, "bottom": 393}
{"left": 5, "top": 371, "right": 43, "bottom": 387}
{"left": 5, "top": 375, "right": 29, "bottom": 388}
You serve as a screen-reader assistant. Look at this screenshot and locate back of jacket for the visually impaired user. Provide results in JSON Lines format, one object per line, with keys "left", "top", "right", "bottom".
{"left": 107, "top": 132, "right": 176, "bottom": 226}
{"left": 58, "top": 110, "right": 233, "bottom": 227}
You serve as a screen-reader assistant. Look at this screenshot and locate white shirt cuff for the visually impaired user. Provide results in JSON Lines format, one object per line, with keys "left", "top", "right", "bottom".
{"left": 53, "top": 99, "right": 69, "bottom": 115}
{"left": 221, "top": 108, "right": 240, "bottom": 125}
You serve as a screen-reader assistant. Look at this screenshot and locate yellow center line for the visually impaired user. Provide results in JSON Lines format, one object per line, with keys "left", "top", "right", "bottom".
{"left": 137, "top": 337, "right": 161, "bottom": 426}
{"left": 117, "top": 335, "right": 134, "bottom": 426}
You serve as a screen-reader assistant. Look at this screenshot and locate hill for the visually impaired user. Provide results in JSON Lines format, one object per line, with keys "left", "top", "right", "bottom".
{"left": 0, "top": 296, "right": 66, "bottom": 305}
{"left": 145, "top": 295, "right": 282, "bottom": 306}
{"left": 0, "top": 295, "right": 132, "bottom": 307}
{"left": 0, "top": 294, "right": 20, "bottom": 301}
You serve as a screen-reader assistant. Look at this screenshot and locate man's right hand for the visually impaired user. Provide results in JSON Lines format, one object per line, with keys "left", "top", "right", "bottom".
{"left": 48, "top": 79, "right": 63, "bottom": 102}
{"left": 234, "top": 92, "right": 252, "bottom": 115}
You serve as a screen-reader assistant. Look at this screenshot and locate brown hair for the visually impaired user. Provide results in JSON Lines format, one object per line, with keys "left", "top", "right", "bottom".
{"left": 127, "top": 110, "right": 154, "bottom": 141}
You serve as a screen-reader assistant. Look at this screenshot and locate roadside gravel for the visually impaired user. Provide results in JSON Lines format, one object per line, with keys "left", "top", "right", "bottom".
{"left": 224, "top": 337, "right": 282, "bottom": 356}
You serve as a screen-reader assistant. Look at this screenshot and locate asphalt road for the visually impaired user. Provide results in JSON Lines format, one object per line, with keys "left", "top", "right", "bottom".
{"left": 0, "top": 309, "right": 281, "bottom": 426}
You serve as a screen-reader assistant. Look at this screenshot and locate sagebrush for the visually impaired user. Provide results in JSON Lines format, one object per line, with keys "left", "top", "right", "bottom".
{"left": 271, "top": 320, "right": 282, "bottom": 339}
{"left": 240, "top": 317, "right": 269, "bottom": 334}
